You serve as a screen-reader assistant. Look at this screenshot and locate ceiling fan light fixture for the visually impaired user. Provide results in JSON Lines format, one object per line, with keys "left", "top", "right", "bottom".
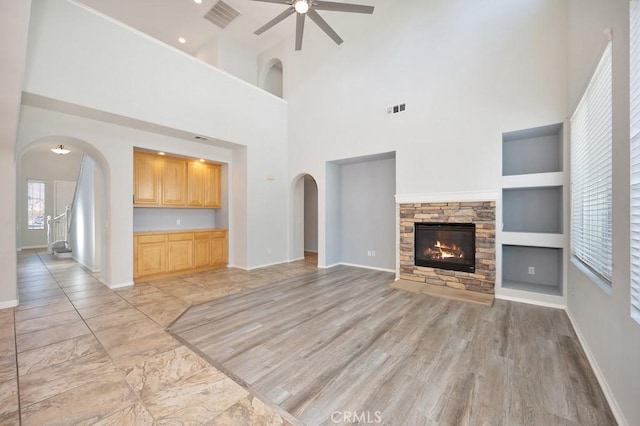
{"left": 294, "top": 0, "right": 309, "bottom": 14}
{"left": 51, "top": 145, "right": 70, "bottom": 155}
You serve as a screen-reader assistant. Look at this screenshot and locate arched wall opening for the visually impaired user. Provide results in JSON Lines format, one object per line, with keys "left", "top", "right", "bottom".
{"left": 260, "top": 58, "right": 284, "bottom": 99}
{"left": 290, "top": 173, "right": 318, "bottom": 265}
{"left": 17, "top": 136, "right": 111, "bottom": 285}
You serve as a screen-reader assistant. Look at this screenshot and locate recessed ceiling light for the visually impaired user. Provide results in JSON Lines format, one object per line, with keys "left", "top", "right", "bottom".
{"left": 158, "top": 152, "right": 166, "bottom": 156}
{"left": 199, "top": 159, "right": 206, "bottom": 162}
{"left": 194, "top": 0, "right": 202, "bottom": 3}
{"left": 178, "top": 37, "right": 186, "bottom": 44}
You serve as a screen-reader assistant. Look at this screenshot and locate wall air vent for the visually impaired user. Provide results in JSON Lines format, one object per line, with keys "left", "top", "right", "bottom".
{"left": 204, "top": 1, "right": 241, "bottom": 29}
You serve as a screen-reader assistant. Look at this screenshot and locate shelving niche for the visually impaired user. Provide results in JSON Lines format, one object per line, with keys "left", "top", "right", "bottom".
{"left": 500, "top": 123, "right": 567, "bottom": 305}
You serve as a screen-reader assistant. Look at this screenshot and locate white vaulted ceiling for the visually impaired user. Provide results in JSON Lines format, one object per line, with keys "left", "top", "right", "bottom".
{"left": 76, "top": 0, "right": 379, "bottom": 56}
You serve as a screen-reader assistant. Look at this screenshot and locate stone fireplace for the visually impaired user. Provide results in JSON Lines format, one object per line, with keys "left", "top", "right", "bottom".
{"left": 399, "top": 201, "right": 496, "bottom": 294}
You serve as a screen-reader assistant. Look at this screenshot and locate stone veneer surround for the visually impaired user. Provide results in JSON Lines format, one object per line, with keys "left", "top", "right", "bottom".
{"left": 399, "top": 201, "right": 496, "bottom": 294}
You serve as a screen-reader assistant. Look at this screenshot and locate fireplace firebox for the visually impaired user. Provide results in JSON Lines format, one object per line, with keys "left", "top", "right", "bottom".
{"left": 414, "top": 223, "right": 476, "bottom": 273}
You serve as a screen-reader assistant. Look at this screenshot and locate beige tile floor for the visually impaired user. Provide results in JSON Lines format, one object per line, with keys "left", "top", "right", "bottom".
{"left": 2, "top": 249, "right": 318, "bottom": 425}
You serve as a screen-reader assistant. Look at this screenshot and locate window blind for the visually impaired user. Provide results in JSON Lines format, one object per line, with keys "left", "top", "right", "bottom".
{"left": 631, "top": 0, "right": 640, "bottom": 318}
{"left": 570, "top": 42, "right": 613, "bottom": 284}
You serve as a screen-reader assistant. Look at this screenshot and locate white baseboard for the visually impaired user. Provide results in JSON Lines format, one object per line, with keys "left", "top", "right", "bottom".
{"left": 495, "top": 294, "right": 566, "bottom": 310}
{"left": 318, "top": 263, "right": 341, "bottom": 269}
{"left": 304, "top": 250, "right": 318, "bottom": 253}
{"left": 109, "top": 281, "right": 134, "bottom": 290}
{"left": 565, "top": 309, "right": 628, "bottom": 426}
{"left": 19, "top": 245, "right": 47, "bottom": 250}
{"left": 0, "top": 299, "right": 19, "bottom": 309}
{"left": 339, "top": 262, "right": 395, "bottom": 273}
{"left": 72, "top": 256, "right": 100, "bottom": 273}
{"left": 246, "top": 260, "right": 289, "bottom": 271}
{"left": 289, "top": 257, "right": 305, "bottom": 262}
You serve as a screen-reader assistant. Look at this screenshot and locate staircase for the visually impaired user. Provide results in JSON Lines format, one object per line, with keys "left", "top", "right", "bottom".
{"left": 47, "top": 205, "right": 72, "bottom": 258}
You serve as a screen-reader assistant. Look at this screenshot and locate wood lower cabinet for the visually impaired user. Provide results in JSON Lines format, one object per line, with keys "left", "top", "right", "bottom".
{"left": 134, "top": 234, "right": 167, "bottom": 279}
{"left": 134, "top": 229, "right": 227, "bottom": 282}
{"left": 194, "top": 232, "right": 212, "bottom": 267}
{"left": 167, "top": 233, "right": 194, "bottom": 272}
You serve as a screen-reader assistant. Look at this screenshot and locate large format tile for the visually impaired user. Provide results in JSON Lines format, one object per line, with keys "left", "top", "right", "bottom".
{"left": 125, "top": 346, "right": 219, "bottom": 398}
{"left": 143, "top": 369, "right": 249, "bottom": 423}
{"left": 16, "top": 321, "right": 91, "bottom": 353}
{"left": 15, "top": 309, "right": 82, "bottom": 334}
{"left": 20, "top": 350, "right": 118, "bottom": 406}
{"left": 20, "top": 372, "right": 136, "bottom": 426}
{"left": 18, "top": 334, "right": 103, "bottom": 375}
{"left": 0, "top": 378, "right": 19, "bottom": 425}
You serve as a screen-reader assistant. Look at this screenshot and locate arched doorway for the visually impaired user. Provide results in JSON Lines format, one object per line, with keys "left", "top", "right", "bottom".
{"left": 260, "top": 58, "right": 284, "bottom": 98}
{"left": 17, "top": 137, "right": 110, "bottom": 284}
{"left": 291, "top": 173, "right": 318, "bottom": 265}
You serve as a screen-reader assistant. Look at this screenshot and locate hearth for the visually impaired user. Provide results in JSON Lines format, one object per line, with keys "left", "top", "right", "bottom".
{"left": 414, "top": 223, "right": 476, "bottom": 273}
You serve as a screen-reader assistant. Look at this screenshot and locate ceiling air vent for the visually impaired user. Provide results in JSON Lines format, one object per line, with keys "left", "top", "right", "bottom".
{"left": 204, "top": 1, "right": 241, "bottom": 29}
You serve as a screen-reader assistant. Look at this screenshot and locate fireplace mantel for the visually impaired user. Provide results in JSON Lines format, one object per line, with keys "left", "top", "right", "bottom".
{"left": 395, "top": 191, "right": 499, "bottom": 205}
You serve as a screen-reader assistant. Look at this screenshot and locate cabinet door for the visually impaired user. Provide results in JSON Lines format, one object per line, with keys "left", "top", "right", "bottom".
{"left": 194, "top": 232, "right": 211, "bottom": 267}
{"left": 136, "top": 242, "right": 167, "bottom": 277}
{"left": 167, "top": 233, "right": 194, "bottom": 272}
{"left": 162, "top": 157, "right": 188, "bottom": 206}
{"left": 187, "top": 161, "right": 205, "bottom": 207}
{"left": 204, "top": 164, "right": 221, "bottom": 208}
{"left": 133, "top": 152, "right": 161, "bottom": 206}
{"left": 211, "top": 230, "right": 228, "bottom": 265}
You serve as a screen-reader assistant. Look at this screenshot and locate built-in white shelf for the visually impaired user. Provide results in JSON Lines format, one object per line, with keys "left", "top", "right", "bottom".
{"left": 498, "top": 123, "right": 567, "bottom": 305}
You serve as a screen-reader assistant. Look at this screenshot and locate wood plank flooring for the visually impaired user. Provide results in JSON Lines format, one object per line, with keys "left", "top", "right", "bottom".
{"left": 170, "top": 265, "right": 616, "bottom": 425}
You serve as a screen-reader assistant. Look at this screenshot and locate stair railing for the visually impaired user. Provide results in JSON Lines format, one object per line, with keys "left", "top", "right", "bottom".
{"left": 46, "top": 205, "right": 71, "bottom": 254}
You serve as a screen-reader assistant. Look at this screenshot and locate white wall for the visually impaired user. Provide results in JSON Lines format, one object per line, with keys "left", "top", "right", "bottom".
{"left": 18, "top": 149, "right": 81, "bottom": 248}
{"left": 567, "top": 1, "right": 640, "bottom": 425}
{"left": 262, "top": 0, "right": 568, "bottom": 267}
{"left": 69, "top": 155, "right": 100, "bottom": 272}
{"left": 16, "top": 0, "right": 289, "bottom": 292}
{"left": 1, "top": 0, "right": 32, "bottom": 307}
{"left": 339, "top": 157, "right": 396, "bottom": 271}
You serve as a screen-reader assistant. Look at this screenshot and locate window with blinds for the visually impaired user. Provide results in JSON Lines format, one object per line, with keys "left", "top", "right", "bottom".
{"left": 631, "top": 0, "right": 640, "bottom": 321}
{"left": 570, "top": 42, "right": 613, "bottom": 285}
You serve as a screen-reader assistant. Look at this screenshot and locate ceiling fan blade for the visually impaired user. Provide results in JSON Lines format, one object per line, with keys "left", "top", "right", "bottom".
{"left": 254, "top": 7, "right": 296, "bottom": 35}
{"left": 250, "top": 0, "right": 291, "bottom": 4}
{"left": 307, "top": 9, "right": 343, "bottom": 45}
{"left": 295, "top": 13, "right": 306, "bottom": 51}
{"left": 312, "top": 1, "right": 374, "bottom": 14}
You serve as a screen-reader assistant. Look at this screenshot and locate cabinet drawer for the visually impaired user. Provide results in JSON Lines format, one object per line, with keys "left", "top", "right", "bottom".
{"left": 168, "top": 233, "right": 194, "bottom": 242}
{"left": 210, "top": 230, "right": 227, "bottom": 239}
{"left": 194, "top": 232, "right": 211, "bottom": 240}
{"left": 136, "top": 234, "right": 166, "bottom": 244}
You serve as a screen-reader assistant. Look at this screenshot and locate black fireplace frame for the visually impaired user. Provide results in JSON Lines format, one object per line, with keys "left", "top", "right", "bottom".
{"left": 414, "top": 222, "right": 476, "bottom": 273}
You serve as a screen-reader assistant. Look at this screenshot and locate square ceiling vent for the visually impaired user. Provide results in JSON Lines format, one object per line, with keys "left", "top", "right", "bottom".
{"left": 204, "top": 1, "right": 241, "bottom": 29}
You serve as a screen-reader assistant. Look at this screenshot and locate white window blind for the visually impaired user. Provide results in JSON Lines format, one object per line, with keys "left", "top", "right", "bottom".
{"left": 631, "top": 0, "right": 640, "bottom": 319}
{"left": 570, "top": 42, "right": 613, "bottom": 284}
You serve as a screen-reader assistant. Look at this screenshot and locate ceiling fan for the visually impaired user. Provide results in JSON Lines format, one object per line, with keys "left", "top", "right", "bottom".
{"left": 251, "top": 0, "right": 374, "bottom": 51}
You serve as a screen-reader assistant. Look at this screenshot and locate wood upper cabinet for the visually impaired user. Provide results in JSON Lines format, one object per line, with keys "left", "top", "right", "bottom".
{"left": 187, "top": 162, "right": 221, "bottom": 208}
{"left": 133, "top": 152, "right": 161, "bottom": 206}
{"left": 204, "top": 163, "right": 221, "bottom": 208}
{"left": 134, "top": 151, "right": 221, "bottom": 209}
{"left": 162, "top": 157, "right": 188, "bottom": 206}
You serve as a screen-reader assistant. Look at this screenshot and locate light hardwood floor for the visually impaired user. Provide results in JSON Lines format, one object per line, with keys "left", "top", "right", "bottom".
{"left": 171, "top": 265, "right": 616, "bottom": 425}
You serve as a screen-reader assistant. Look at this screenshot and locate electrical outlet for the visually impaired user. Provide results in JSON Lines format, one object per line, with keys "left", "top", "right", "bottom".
{"left": 372, "top": 251, "right": 376, "bottom": 257}
{"left": 528, "top": 266, "right": 535, "bottom": 275}
{"left": 367, "top": 250, "right": 372, "bottom": 256}
{"left": 176, "top": 219, "right": 181, "bottom": 225}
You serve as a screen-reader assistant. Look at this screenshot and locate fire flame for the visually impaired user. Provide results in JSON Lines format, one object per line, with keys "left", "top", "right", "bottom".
{"left": 424, "top": 241, "right": 465, "bottom": 260}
